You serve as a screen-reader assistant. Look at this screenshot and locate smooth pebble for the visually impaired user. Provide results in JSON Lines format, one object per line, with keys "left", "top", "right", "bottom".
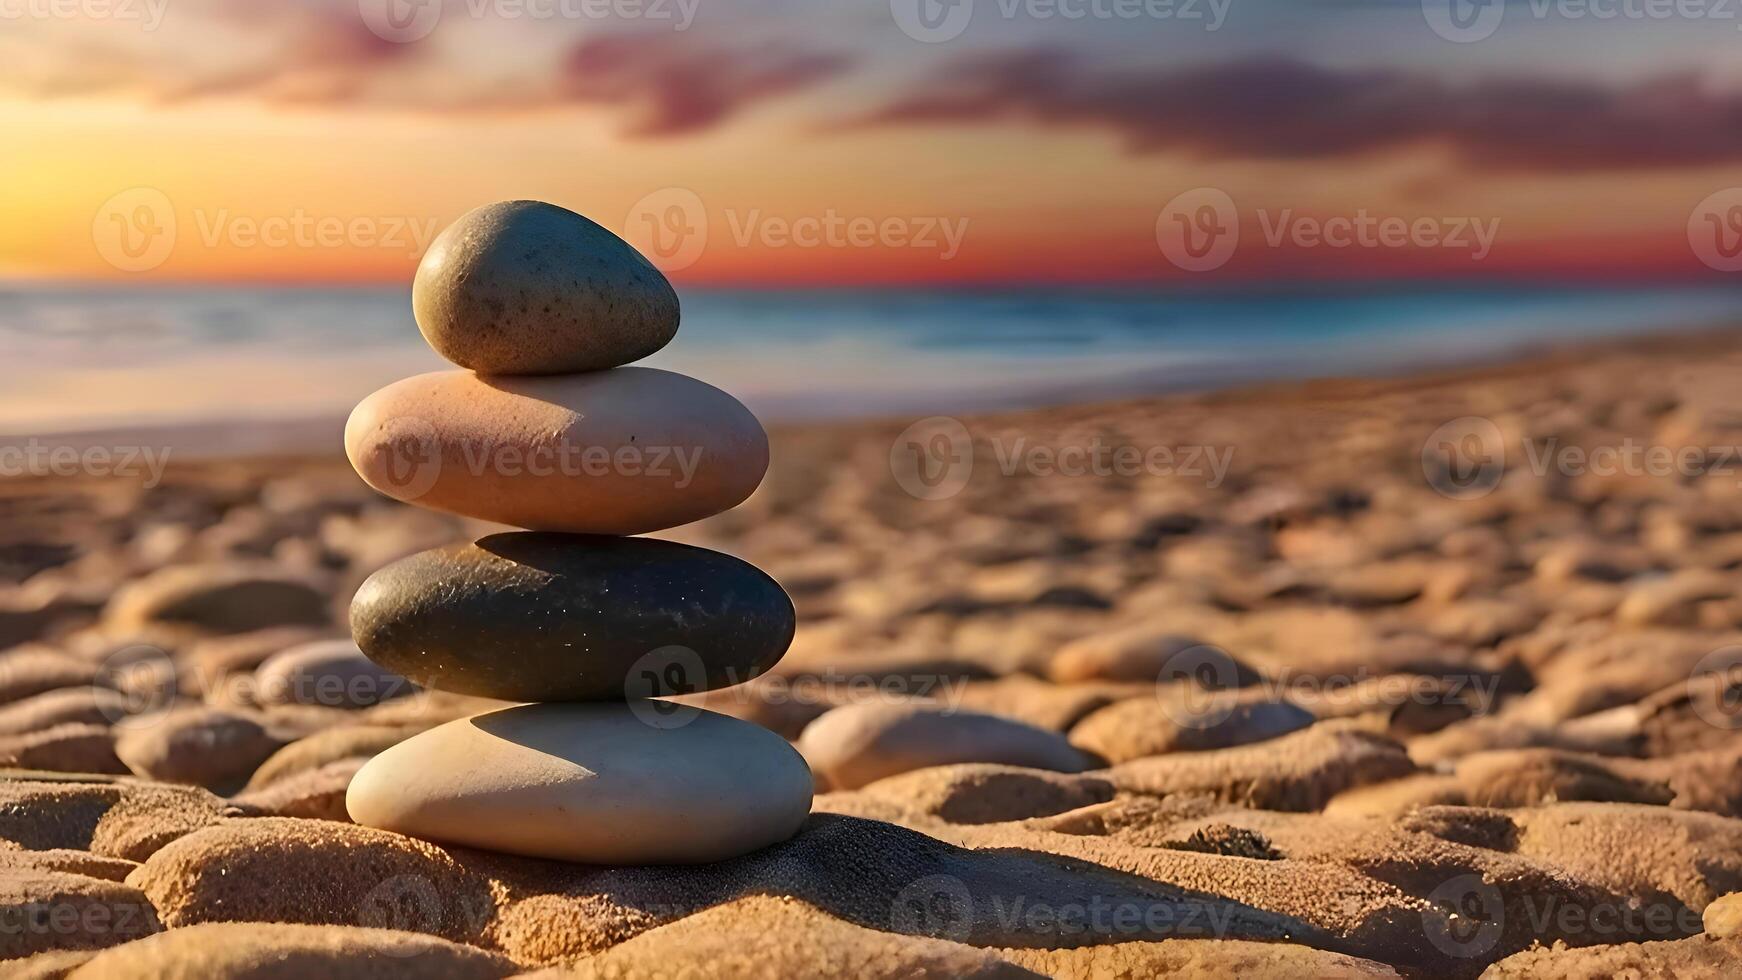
{"left": 346, "top": 703, "right": 813, "bottom": 864}
{"left": 413, "top": 200, "right": 679, "bottom": 375}
{"left": 345, "top": 368, "right": 767, "bottom": 534}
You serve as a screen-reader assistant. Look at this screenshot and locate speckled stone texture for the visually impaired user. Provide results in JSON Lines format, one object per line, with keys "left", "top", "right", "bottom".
{"left": 412, "top": 200, "right": 679, "bottom": 376}
{"left": 349, "top": 533, "right": 795, "bottom": 702}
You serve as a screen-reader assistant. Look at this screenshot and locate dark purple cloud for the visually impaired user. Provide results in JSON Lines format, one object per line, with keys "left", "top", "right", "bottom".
{"left": 852, "top": 49, "right": 1742, "bottom": 171}
{"left": 5, "top": 5, "right": 849, "bottom": 135}
{"left": 7, "top": 1, "right": 421, "bottom": 107}
{"left": 555, "top": 33, "right": 854, "bottom": 136}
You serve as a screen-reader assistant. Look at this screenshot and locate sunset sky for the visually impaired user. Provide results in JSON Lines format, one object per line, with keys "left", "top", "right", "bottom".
{"left": 2, "top": 0, "right": 1740, "bottom": 286}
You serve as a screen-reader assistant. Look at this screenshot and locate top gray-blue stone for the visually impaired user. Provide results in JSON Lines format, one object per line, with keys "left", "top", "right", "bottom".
{"left": 413, "top": 200, "right": 680, "bottom": 375}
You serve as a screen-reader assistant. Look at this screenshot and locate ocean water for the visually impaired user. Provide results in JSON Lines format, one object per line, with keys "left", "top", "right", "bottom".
{"left": 1, "top": 283, "right": 1740, "bottom": 438}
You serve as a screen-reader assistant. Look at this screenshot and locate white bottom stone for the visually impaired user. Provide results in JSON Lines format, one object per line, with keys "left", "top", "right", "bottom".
{"left": 346, "top": 702, "right": 813, "bottom": 865}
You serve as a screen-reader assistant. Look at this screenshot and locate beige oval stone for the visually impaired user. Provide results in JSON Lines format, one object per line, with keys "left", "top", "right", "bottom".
{"left": 347, "top": 703, "right": 812, "bottom": 865}
{"left": 114, "top": 707, "right": 296, "bottom": 792}
{"left": 0, "top": 687, "right": 135, "bottom": 736}
{"left": 0, "top": 723, "right": 127, "bottom": 774}
{"left": 0, "top": 646, "right": 101, "bottom": 705}
{"left": 1048, "top": 629, "right": 1257, "bottom": 686}
{"left": 798, "top": 704, "right": 1091, "bottom": 791}
{"left": 246, "top": 723, "right": 428, "bottom": 790}
{"left": 252, "top": 639, "right": 412, "bottom": 710}
{"left": 1068, "top": 694, "right": 1315, "bottom": 764}
{"left": 345, "top": 368, "right": 768, "bottom": 534}
{"left": 103, "top": 564, "right": 331, "bottom": 636}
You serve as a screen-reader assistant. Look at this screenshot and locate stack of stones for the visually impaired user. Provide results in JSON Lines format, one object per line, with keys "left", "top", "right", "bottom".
{"left": 340, "top": 201, "right": 812, "bottom": 864}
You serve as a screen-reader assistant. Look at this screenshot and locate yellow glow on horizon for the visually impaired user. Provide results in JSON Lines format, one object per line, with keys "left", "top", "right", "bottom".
{"left": 1, "top": 92, "right": 1728, "bottom": 286}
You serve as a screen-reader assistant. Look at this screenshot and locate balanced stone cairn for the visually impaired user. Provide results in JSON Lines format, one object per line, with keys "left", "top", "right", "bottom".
{"left": 340, "top": 201, "right": 811, "bottom": 864}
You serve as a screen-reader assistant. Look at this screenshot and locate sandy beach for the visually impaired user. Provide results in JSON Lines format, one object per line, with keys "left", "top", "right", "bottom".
{"left": 9, "top": 0, "right": 1739, "bottom": 972}
{"left": 2, "top": 329, "right": 1742, "bottom": 975}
